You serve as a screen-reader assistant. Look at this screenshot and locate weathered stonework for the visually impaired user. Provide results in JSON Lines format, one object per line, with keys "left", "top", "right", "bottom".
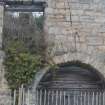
{"left": 1, "top": 0, "right": 105, "bottom": 105}
{"left": 44, "top": 0, "right": 105, "bottom": 78}
{"left": 0, "top": 4, "right": 11, "bottom": 105}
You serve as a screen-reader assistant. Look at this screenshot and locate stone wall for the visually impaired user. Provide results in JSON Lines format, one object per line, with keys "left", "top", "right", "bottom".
{"left": 44, "top": 0, "right": 105, "bottom": 78}
{"left": 0, "top": 4, "right": 11, "bottom": 105}
{"left": 1, "top": 0, "right": 105, "bottom": 105}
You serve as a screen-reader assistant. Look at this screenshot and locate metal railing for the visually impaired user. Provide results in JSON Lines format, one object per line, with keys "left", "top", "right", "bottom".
{"left": 11, "top": 88, "right": 105, "bottom": 105}
{"left": 36, "top": 89, "right": 105, "bottom": 105}
{"left": 12, "top": 87, "right": 31, "bottom": 105}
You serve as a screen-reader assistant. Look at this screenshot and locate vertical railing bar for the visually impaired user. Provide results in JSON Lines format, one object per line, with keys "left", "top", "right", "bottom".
{"left": 18, "top": 87, "right": 21, "bottom": 105}
{"left": 87, "top": 91, "right": 90, "bottom": 105}
{"left": 38, "top": 89, "right": 39, "bottom": 105}
{"left": 103, "top": 91, "right": 105, "bottom": 105}
{"left": 77, "top": 91, "right": 79, "bottom": 105}
{"left": 21, "top": 84, "right": 24, "bottom": 105}
{"left": 99, "top": 91, "right": 101, "bottom": 105}
{"left": 99, "top": 91, "right": 100, "bottom": 105}
{"left": 68, "top": 93, "right": 70, "bottom": 105}
{"left": 37, "top": 90, "right": 40, "bottom": 105}
{"left": 92, "top": 91, "right": 94, "bottom": 105}
{"left": 64, "top": 91, "right": 66, "bottom": 105}
{"left": 22, "top": 88, "right": 25, "bottom": 105}
{"left": 96, "top": 92, "right": 98, "bottom": 105}
{"left": 84, "top": 91, "right": 86, "bottom": 105}
{"left": 70, "top": 92, "right": 71, "bottom": 105}
{"left": 74, "top": 91, "right": 76, "bottom": 105}
{"left": 60, "top": 91, "right": 62, "bottom": 105}
{"left": 27, "top": 89, "right": 30, "bottom": 105}
{"left": 44, "top": 89, "right": 46, "bottom": 105}
{"left": 40, "top": 89, "right": 42, "bottom": 105}
{"left": 10, "top": 90, "right": 12, "bottom": 105}
{"left": 51, "top": 90, "right": 54, "bottom": 105}
{"left": 56, "top": 90, "right": 58, "bottom": 105}
{"left": 101, "top": 91, "right": 103, "bottom": 105}
{"left": 36, "top": 89, "right": 37, "bottom": 105}
{"left": 48, "top": 90, "right": 50, "bottom": 105}
{"left": 81, "top": 91, "right": 83, "bottom": 105}
{"left": 99, "top": 91, "right": 102, "bottom": 105}
{"left": 38, "top": 89, "right": 40, "bottom": 105}
{"left": 13, "top": 90, "right": 16, "bottom": 105}
{"left": 102, "top": 91, "right": 103, "bottom": 105}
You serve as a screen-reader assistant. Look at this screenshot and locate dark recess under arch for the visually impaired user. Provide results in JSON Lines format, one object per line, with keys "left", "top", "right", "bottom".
{"left": 38, "top": 61, "right": 105, "bottom": 90}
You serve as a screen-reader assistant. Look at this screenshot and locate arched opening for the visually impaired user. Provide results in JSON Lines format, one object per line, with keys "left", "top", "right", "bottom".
{"left": 36, "top": 61, "right": 105, "bottom": 105}
{"left": 38, "top": 61, "right": 105, "bottom": 90}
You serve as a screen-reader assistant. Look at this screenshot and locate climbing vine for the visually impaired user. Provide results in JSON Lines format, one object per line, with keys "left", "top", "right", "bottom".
{"left": 4, "top": 40, "right": 44, "bottom": 90}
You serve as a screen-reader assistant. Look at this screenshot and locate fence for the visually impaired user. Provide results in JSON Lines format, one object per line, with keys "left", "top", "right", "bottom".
{"left": 36, "top": 89, "right": 105, "bottom": 105}
{"left": 12, "top": 88, "right": 105, "bottom": 105}
{"left": 12, "top": 86, "right": 31, "bottom": 105}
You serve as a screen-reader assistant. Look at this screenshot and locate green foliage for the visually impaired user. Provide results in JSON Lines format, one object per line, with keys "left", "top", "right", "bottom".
{"left": 4, "top": 40, "right": 43, "bottom": 90}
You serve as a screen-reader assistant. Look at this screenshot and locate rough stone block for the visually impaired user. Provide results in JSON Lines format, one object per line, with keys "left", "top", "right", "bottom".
{"left": 0, "top": 90, "right": 11, "bottom": 105}
{"left": 79, "top": 0, "right": 93, "bottom": 4}
{"left": 45, "top": 8, "right": 54, "bottom": 14}
{"left": 80, "top": 15, "right": 95, "bottom": 22}
{"left": 65, "top": 15, "right": 79, "bottom": 22}
{"left": 86, "top": 36, "right": 104, "bottom": 45}
{"left": 55, "top": 2, "right": 65, "bottom": 8}
{"left": 71, "top": 10, "right": 83, "bottom": 15}
{"left": 95, "top": 16, "right": 105, "bottom": 23}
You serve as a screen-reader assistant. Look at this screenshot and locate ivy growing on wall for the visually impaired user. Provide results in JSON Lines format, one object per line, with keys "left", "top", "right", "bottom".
{"left": 4, "top": 40, "right": 44, "bottom": 90}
